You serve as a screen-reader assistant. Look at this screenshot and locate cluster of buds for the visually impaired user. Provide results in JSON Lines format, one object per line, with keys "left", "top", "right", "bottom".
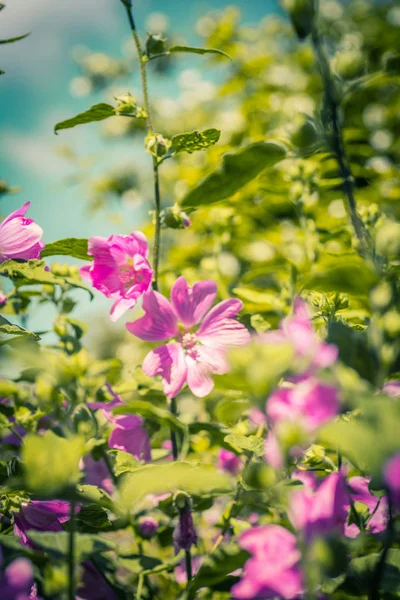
{"left": 114, "top": 92, "right": 147, "bottom": 119}
{"left": 160, "top": 204, "right": 191, "bottom": 230}
{"left": 145, "top": 133, "right": 171, "bottom": 158}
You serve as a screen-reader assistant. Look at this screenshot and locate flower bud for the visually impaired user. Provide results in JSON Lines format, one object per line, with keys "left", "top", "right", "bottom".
{"left": 145, "top": 133, "right": 171, "bottom": 158}
{"left": 290, "top": 114, "right": 319, "bottom": 150}
{"left": 282, "top": 0, "right": 316, "bottom": 40}
{"left": 115, "top": 92, "right": 136, "bottom": 115}
{"left": 376, "top": 220, "right": 400, "bottom": 259}
{"left": 138, "top": 516, "right": 158, "bottom": 539}
{"left": 332, "top": 50, "right": 366, "bottom": 80}
{"left": 161, "top": 205, "right": 191, "bottom": 229}
{"left": 146, "top": 33, "right": 167, "bottom": 56}
{"left": 173, "top": 504, "right": 197, "bottom": 552}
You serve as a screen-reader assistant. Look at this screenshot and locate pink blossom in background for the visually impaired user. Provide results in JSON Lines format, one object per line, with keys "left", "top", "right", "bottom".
{"left": 14, "top": 500, "right": 79, "bottom": 546}
{"left": 345, "top": 476, "right": 387, "bottom": 537}
{"left": 383, "top": 380, "right": 400, "bottom": 398}
{"left": 0, "top": 292, "right": 7, "bottom": 307}
{"left": 80, "top": 233, "right": 154, "bottom": 321}
{"left": 266, "top": 376, "right": 340, "bottom": 432}
{"left": 127, "top": 276, "right": 250, "bottom": 398}
{"left": 81, "top": 455, "right": 114, "bottom": 495}
{"left": 108, "top": 414, "right": 151, "bottom": 461}
{"left": 384, "top": 454, "right": 400, "bottom": 510}
{"left": 232, "top": 524, "right": 303, "bottom": 599}
{"left": 0, "top": 557, "right": 35, "bottom": 600}
{"left": 217, "top": 449, "right": 243, "bottom": 476}
{"left": 262, "top": 297, "right": 337, "bottom": 370}
{"left": 0, "top": 202, "right": 44, "bottom": 263}
{"left": 175, "top": 555, "right": 203, "bottom": 585}
{"left": 264, "top": 431, "right": 284, "bottom": 469}
{"left": 138, "top": 516, "right": 158, "bottom": 538}
{"left": 289, "top": 472, "right": 349, "bottom": 541}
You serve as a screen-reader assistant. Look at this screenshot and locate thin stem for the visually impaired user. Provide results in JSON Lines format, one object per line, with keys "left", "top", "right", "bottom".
{"left": 369, "top": 496, "right": 394, "bottom": 600}
{"left": 67, "top": 499, "right": 76, "bottom": 600}
{"left": 152, "top": 158, "right": 161, "bottom": 291}
{"left": 310, "top": 27, "right": 371, "bottom": 259}
{"left": 168, "top": 396, "right": 179, "bottom": 461}
{"left": 185, "top": 549, "right": 193, "bottom": 583}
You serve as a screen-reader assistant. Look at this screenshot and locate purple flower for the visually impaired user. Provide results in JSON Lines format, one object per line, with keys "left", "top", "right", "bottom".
{"left": 127, "top": 276, "right": 250, "bottom": 398}
{"left": 78, "top": 561, "right": 117, "bottom": 600}
{"left": 80, "top": 233, "right": 154, "bottom": 321}
{"left": 384, "top": 454, "right": 400, "bottom": 510}
{"left": 345, "top": 476, "right": 388, "bottom": 537}
{"left": 0, "top": 202, "right": 44, "bottom": 263}
{"left": 108, "top": 415, "right": 151, "bottom": 461}
{"left": 289, "top": 472, "right": 349, "bottom": 541}
{"left": 14, "top": 500, "right": 78, "bottom": 546}
{"left": 217, "top": 449, "right": 243, "bottom": 476}
{"left": 266, "top": 376, "right": 340, "bottom": 432}
{"left": 173, "top": 506, "right": 197, "bottom": 552}
{"left": 232, "top": 525, "right": 303, "bottom": 599}
{"left": 81, "top": 455, "right": 114, "bottom": 494}
{"left": 0, "top": 558, "right": 35, "bottom": 600}
{"left": 138, "top": 516, "right": 158, "bottom": 538}
{"left": 262, "top": 298, "right": 337, "bottom": 370}
{"left": 383, "top": 381, "right": 400, "bottom": 398}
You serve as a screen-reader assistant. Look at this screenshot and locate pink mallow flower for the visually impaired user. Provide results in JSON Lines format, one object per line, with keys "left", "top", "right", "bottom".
{"left": 345, "top": 476, "right": 388, "bottom": 538}
{"left": 232, "top": 524, "right": 303, "bottom": 599}
{"left": 80, "top": 233, "right": 154, "bottom": 321}
{"left": 127, "top": 277, "right": 250, "bottom": 398}
{"left": 266, "top": 376, "right": 340, "bottom": 433}
{"left": 217, "top": 449, "right": 243, "bottom": 476}
{"left": 384, "top": 454, "right": 400, "bottom": 510}
{"left": 289, "top": 472, "right": 349, "bottom": 542}
{"left": 14, "top": 500, "right": 79, "bottom": 546}
{"left": 383, "top": 381, "right": 400, "bottom": 398}
{"left": 262, "top": 297, "right": 337, "bottom": 370}
{"left": 0, "top": 202, "right": 44, "bottom": 263}
{"left": 0, "top": 558, "right": 36, "bottom": 600}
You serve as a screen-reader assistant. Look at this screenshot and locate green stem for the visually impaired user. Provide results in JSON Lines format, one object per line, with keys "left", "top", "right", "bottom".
{"left": 185, "top": 549, "right": 193, "bottom": 584}
{"left": 168, "top": 396, "right": 179, "bottom": 460}
{"left": 369, "top": 496, "right": 394, "bottom": 600}
{"left": 67, "top": 499, "right": 76, "bottom": 600}
{"left": 120, "top": 0, "right": 162, "bottom": 289}
{"left": 310, "top": 27, "right": 371, "bottom": 259}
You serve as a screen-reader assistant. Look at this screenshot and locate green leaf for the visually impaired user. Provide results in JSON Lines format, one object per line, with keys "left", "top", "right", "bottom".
{"left": 187, "top": 543, "right": 249, "bottom": 597}
{"left": 76, "top": 484, "right": 115, "bottom": 512}
{"left": 170, "top": 129, "right": 220, "bottom": 155}
{"left": 215, "top": 397, "right": 250, "bottom": 426}
{"left": 0, "top": 315, "right": 40, "bottom": 341}
{"left": 113, "top": 450, "right": 140, "bottom": 476}
{"left": 41, "top": 238, "right": 91, "bottom": 261}
{"left": 181, "top": 142, "right": 286, "bottom": 209}
{"left": 119, "top": 555, "right": 162, "bottom": 574}
{"left": 339, "top": 549, "right": 400, "bottom": 596}
{"left": 224, "top": 434, "right": 265, "bottom": 457}
{"left": 0, "top": 33, "right": 30, "bottom": 44}
{"left": 22, "top": 432, "right": 84, "bottom": 495}
{"left": 75, "top": 504, "right": 112, "bottom": 532}
{"left": 118, "top": 462, "right": 233, "bottom": 511}
{"left": 54, "top": 103, "right": 115, "bottom": 134}
{"left": 27, "top": 531, "right": 115, "bottom": 561}
{"left": 302, "top": 254, "right": 378, "bottom": 297}
{"left": 168, "top": 45, "right": 231, "bottom": 60}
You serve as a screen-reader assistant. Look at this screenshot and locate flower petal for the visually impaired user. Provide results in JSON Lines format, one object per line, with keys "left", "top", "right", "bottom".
{"left": 1, "top": 201, "right": 30, "bottom": 225}
{"left": 110, "top": 296, "right": 137, "bottom": 322}
{"left": 185, "top": 354, "right": 215, "bottom": 397}
{"left": 197, "top": 298, "right": 250, "bottom": 349}
{"left": 0, "top": 212, "right": 44, "bottom": 259}
{"left": 142, "top": 343, "right": 187, "bottom": 397}
{"left": 171, "top": 276, "right": 217, "bottom": 328}
{"left": 127, "top": 290, "right": 179, "bottom": 341}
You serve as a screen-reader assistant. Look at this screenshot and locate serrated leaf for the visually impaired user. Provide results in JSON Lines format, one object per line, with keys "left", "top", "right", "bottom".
{"left": 0, "top": 32, "right": 30, "bottom": 44}
{"left": 181, "top": 142, "right": 286, "bottom": 209}
{"left": 0, "top": 315, "right": 40, "bottom": 341}
{"left": 224, "top": 434, "right": 265, "bottom": 457}
{"left": 187, "top": 543, "right": 249, "bottom": 597}
{"left": 54, "top": 103, "right": 115, "bottom": 134}
{"left": 170, "top": 129, "right": 220, "bottom": 155}
{"left": 75, "top": 504, "right": 111, "bottom": 532}
{"left": 118, "top": 462, "right": 233, "bottom": 511}
{"left": 27, "top": 531, "right": 114, "bottom": 561}
{"left": 41, "top": 238, "right": 91, "bottom": 261}
{"left": 168, "top": 45, "right": 231, "bottom": 60}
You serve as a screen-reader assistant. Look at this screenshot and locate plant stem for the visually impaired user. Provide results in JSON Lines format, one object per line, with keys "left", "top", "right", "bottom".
{"left": 120, "top": 0, "right": 162, "bottom": 289}
{"left": 168, "top": 396, "right": 179, "bottom": 460}
{"left": 185, "top": 549, "right": 193, "bottom": 583}
{"left": 369, "top": 496, "right": 394, "bottom": 600}
{"left": 67, "top": 499, "right": 76, "bottom": 600}
{"left": 310, "top": 27, "right": 371, "bottom": 259}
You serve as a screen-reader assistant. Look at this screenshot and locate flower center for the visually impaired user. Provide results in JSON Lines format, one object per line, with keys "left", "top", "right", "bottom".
{"left": 119, "top": 261, "right": 144, "bottom": 289}
{"left": 181, "top": 333, "right": 199, "bottom": 358}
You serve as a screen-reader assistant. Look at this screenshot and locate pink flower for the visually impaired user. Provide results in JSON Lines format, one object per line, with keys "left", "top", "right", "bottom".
{"left": 108, "top": 414, "right": 151, "bottom": 461}
{"left": 384, "top": 454, "right": 400, "bottom": 510}
{"left": 266, "top": 376, "right": 340, "bottom": 432}
{"left": 232, "top": 525, "right": 303, "bottom": 599}
{"left": 345, "top": 476, "right": 388, "bottom": 538}
{"left": 262, "top": 298, "right": 337, "bottom": 370}
{"left": 217, "top": 449, "right": 243, "bottom": 476}
{"left": 138, "top": 516, "right": 158, "bottom": 538}
{"left": 81, "top": 455, "right": 114, "bottom": 495}
{"left": 289, "top": 472, "right": 349, "bottom": 541}
{"left": 14, "top": 500, "right": 79, "bottom": 546}
{"left": 0, "top": 202, "right": 44, "bottom": 263}
{"left": 383, "top": 381, "right": 400, "bottom": 398}
{"left": 0, "top": 558, "right": 35, "bottom": 600}
{"left": 0, "top": 292, "right": 7, "bottom": 307}
{"left": 80, "top": 233, "right": 154, "bottom": 321}
{"left": 127, "top": 277, "right": 250, "bottom": 398}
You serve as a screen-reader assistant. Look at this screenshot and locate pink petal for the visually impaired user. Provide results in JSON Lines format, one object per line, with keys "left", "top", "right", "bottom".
{"left": 313, "top": 342, "right": 338, "bottom": 369}
{"left": 126, "top": 290, "right": 179, "bottom": 341}
{"left": 197, "top": 298, "right": 250, "bottom": 349}
{"left": 108, "top": 231, "right": 149, "bottom": 259}
{"left": 0, "top": 213, "right": 44, "bottom": 259}
{"left": 196, "top": 346, "right": 230, "bottom": 374}
{"left": 110, "top": 296, "right": 137, "bottom": 322}
{"left": 170, "top": 276, "right": 217, "bottom": 328}
{"left": 1, "top": 201, "right": 30, "bottom": 225}
{"left": 142, "top": 343, "right": 187, "bottom": 398}
{"left": 185, "top": 354, "right": 215, "bottom": 397}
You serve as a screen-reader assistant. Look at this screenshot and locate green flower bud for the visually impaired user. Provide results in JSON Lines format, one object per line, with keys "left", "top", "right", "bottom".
{"left": 290, "top": 114, "right": 319, "bottom": 149}
{"left": 333, "top": 50, "right": 366, "bottom": 80}
{"left": 53, "top": 315, "right": 68, "bottom": 337}
{"left": 145, "top": 33, "right": 167, "bottom": 56}
{"left": 160, "top": 205, "right": 191, "bottom": 229}
{"left": 145, "top": 133, "right": 171, "bottom": 158}
{"left": 376, "top": 220, "right": 400, "bottom": 259}
{"left": 115, "top": 92, "right": 136, "bottom": 115}
{"left": 282, "top": 0, "right": 316, "bottom": 40}
{"left": 173, "top": 490, "right": 191, "bottom": 510}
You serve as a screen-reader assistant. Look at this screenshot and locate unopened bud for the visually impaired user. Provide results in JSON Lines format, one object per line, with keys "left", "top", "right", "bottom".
{"left": 161, "top": 205, "right": 191, "bottom": 229}
{"left": 290, "top": 114, "right": 319, "bottom": 150}
{"left": 333, "top": 50, "right": 366, "bottom": 81}
{"left": 173, "top": 504, "right": 197, "bottom": 552}
{"left": 146, "top": 33, "right": 167, "bottom": 56}
{"left": 138, "top": 516, "right": 158, "bottom": 538}
{"left": 115, "top": 92, "right": 136, "bottom": 115}
{"left": 145, "top": 133, "right": 171, "bottom": 158}
{"left": 282, "top": 0, "right": 316, "bottom": 40}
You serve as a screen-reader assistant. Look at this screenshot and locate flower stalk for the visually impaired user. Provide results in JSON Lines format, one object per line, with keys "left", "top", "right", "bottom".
{"left": 67, "top": 499, "right": 76, "bottom": 600}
